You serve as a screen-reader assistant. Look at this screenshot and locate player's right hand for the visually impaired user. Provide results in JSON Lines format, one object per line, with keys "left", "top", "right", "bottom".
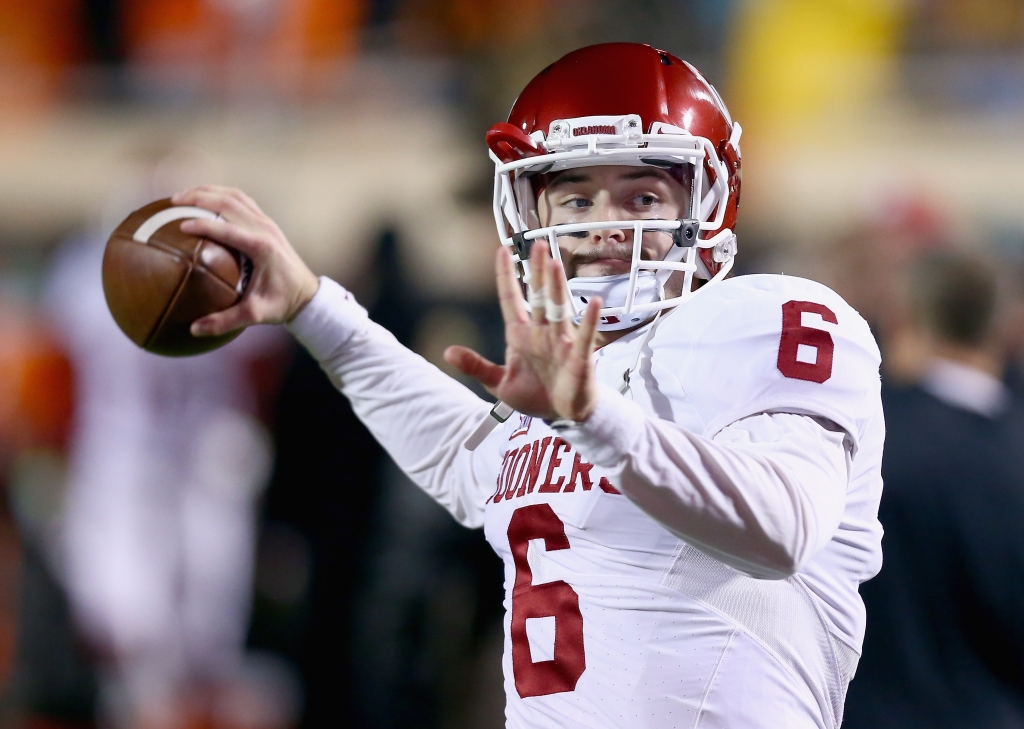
{"left": 171, "top": 186, "right": 320, "bottom": 337}
{"left": 444, "top": 241, "right": 602, "bottom": 423}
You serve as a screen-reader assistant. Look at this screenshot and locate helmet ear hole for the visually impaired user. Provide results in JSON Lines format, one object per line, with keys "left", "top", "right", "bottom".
{"left": 486, "top": 123, "right": 543, "bottom": 164}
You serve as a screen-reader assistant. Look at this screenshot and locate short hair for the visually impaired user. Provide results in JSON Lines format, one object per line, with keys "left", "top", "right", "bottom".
{"left": 909, "top": 250, "right": 998, "bottom": 345}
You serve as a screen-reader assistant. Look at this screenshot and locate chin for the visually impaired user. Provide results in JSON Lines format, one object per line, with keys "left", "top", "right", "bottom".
{"left": 577, "top": 263, "right": 630, "bottom": 278}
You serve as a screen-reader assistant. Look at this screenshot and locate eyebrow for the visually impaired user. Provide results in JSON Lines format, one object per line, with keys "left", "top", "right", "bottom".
{"left": 546, "top": 167, "right": 671, "bottom": 190}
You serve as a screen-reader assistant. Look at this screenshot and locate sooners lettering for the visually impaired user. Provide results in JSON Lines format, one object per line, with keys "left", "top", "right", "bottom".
{"left": 573, "top": 125, "right": 616, "bottom": 136}
{"left": 490, "top": 438, "right": 621, "bottom": 503}
{"left": 598, "top": 476, "right": 620, "bottom": 494}
{"left": 503, "top": 448, "right": 532, "bottom": 501}
{"left": 516, "top": 436, "right": 552, "bottom": 498}
{"left": 491, "top": 448, "right": 519, "bottom": 503}
{"left": 539, "top": 438, "right": 570, "bottom": 493}
{"left": 563, "top": 452, "right": 592, "bottom": 492}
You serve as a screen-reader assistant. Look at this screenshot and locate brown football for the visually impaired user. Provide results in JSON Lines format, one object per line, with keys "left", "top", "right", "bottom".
{"left": 102, "top": 198, "right": 251, "bottom": 357}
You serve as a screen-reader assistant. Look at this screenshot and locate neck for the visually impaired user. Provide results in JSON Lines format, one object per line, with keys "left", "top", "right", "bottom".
{"left": 589, "top": 276, "right": 691, "bottom": 348}
{"left": 595, "top": 327, "right": 635, "bottom": 348}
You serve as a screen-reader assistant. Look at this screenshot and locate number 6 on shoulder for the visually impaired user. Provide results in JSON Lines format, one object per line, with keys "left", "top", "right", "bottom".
{"left": 777, "top": 300, "right": 837, "bottom": 383}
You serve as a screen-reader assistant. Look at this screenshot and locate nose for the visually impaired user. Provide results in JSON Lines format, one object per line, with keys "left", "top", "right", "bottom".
{"left": 589, "top": 196, "right": 627, "bottom": 244}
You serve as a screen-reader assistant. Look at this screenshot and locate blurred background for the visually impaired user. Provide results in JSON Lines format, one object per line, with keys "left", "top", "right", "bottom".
{"left": 2, "top": 0, "right": 1024, "bottom": 727}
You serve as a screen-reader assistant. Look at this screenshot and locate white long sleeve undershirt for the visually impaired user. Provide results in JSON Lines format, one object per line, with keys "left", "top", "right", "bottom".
{"left": 287, "top": 277, "right": 850, "bottom": 579}
{"left": 554, "top": 385, "right": 850, "bottom": 579}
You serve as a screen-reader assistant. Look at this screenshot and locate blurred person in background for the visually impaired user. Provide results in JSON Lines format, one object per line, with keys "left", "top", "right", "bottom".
{"left": 843, "top": 250, "right": 1024, "bottom": 728}
{"left": 11, "top": 150, "right": 297, "bottom": 729}
{"left": 822, "top": 200, "right": 951, "bottom": 385}
{"left": 0, "top": 292, "right": 83, "bottom": 727}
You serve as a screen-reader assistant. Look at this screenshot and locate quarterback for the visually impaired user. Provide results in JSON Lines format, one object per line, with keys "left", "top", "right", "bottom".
{"left": 172, "top": 44, "right": 884, "bottom": 729}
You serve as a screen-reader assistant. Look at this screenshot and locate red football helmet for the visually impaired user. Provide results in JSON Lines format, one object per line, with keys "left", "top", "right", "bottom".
{"left": 486, "top": 43, "right": 742, "bottom": 330}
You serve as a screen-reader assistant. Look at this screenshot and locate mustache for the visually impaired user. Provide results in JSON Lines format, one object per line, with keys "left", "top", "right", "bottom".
{"left": 569, "top": 243, "right": 635, "bottom": 266}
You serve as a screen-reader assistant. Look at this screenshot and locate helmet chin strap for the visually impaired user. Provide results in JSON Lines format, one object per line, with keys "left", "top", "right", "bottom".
{"left": 567, "top": 243, "right": 690, "bottom": 332}
{"left": 567, "top": 273, "right": 659, "bottom": 331}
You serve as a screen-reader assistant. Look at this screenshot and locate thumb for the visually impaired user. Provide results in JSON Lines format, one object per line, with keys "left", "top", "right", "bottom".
{"left": 444, "top": 345, "right": 504, "bottom": 389}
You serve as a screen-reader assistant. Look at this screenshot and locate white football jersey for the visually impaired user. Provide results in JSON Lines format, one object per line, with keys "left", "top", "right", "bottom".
{"left": 473, "top": 274, "right": 883, "bottom": 729}
{"left": 288, "top": 273, "right": 884, "bottom": 729}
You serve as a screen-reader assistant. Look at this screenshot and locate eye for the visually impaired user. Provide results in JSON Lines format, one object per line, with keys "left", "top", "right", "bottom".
{"left": 634, "top": 194, "right": 658, "bottom": 207}
{"left": 565, "top": 197, "right": 592, "bottom": 210}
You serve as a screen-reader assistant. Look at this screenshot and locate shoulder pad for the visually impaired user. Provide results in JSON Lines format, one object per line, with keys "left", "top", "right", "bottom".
{"left": 651, "top": 274, "right": 881, "bottom": 450}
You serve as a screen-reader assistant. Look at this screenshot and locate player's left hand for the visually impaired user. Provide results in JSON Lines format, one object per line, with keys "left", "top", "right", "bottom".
{"left": 444, "top": 241, "right": 602, "bottom": 422}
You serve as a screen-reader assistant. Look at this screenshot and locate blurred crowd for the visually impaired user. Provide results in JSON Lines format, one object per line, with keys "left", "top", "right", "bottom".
{"left": 2, "top": 0, "right": 1024, "bottom": 728}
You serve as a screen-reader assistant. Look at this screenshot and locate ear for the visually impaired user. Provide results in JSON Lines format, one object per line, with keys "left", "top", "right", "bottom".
{"left": 486, "top": 123, "right": 543, "bottom": 164}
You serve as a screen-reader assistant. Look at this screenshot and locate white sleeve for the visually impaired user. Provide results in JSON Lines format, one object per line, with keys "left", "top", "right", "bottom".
{"left": 556, "top": 383, "right": 850, "bottom": 579}
{"left": 286, "top": 277, "right": 499, "bottom": 528}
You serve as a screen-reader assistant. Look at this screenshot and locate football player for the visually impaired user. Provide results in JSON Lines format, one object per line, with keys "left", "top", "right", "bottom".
{"left": 173, "top": 43, "right": 883, "bottom": 729}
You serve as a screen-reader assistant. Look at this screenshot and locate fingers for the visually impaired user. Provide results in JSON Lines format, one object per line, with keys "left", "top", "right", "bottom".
{"left": 527, "top": 240, "right": 572, "bottom": 329}
{"left": 172, "top": 186, "right": 265, "bottom": 222}
{"left": 495, "top": 247, "right": 529, "bottom": 325}
{"left": 529, "top": 240, "right": 548, "bottom": 324}
{"left": 562, "top": 297, "right": 600, "bottom": 422}
{"left": 173, "top": 185, "right": 257, "bottom": 209}
{"left": 170, "top": 187, "right": 319, "bottom": 328}
{"left": 180, "top": 217, "right": 266, "bottom": 259}
{"left": 191, "top": 302, "right": 255, "bottom": 337}
{"left": 545, "top": 254, "right": 572, "bottom": 337}
{"left": 184, "top": 191, "right": 252, "bottom": 222}
{"left": 570, "top": 296, "right": 601, "bottom": 366}
{"left": 444, "top": 345, "right": 504, "bottom": 390}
